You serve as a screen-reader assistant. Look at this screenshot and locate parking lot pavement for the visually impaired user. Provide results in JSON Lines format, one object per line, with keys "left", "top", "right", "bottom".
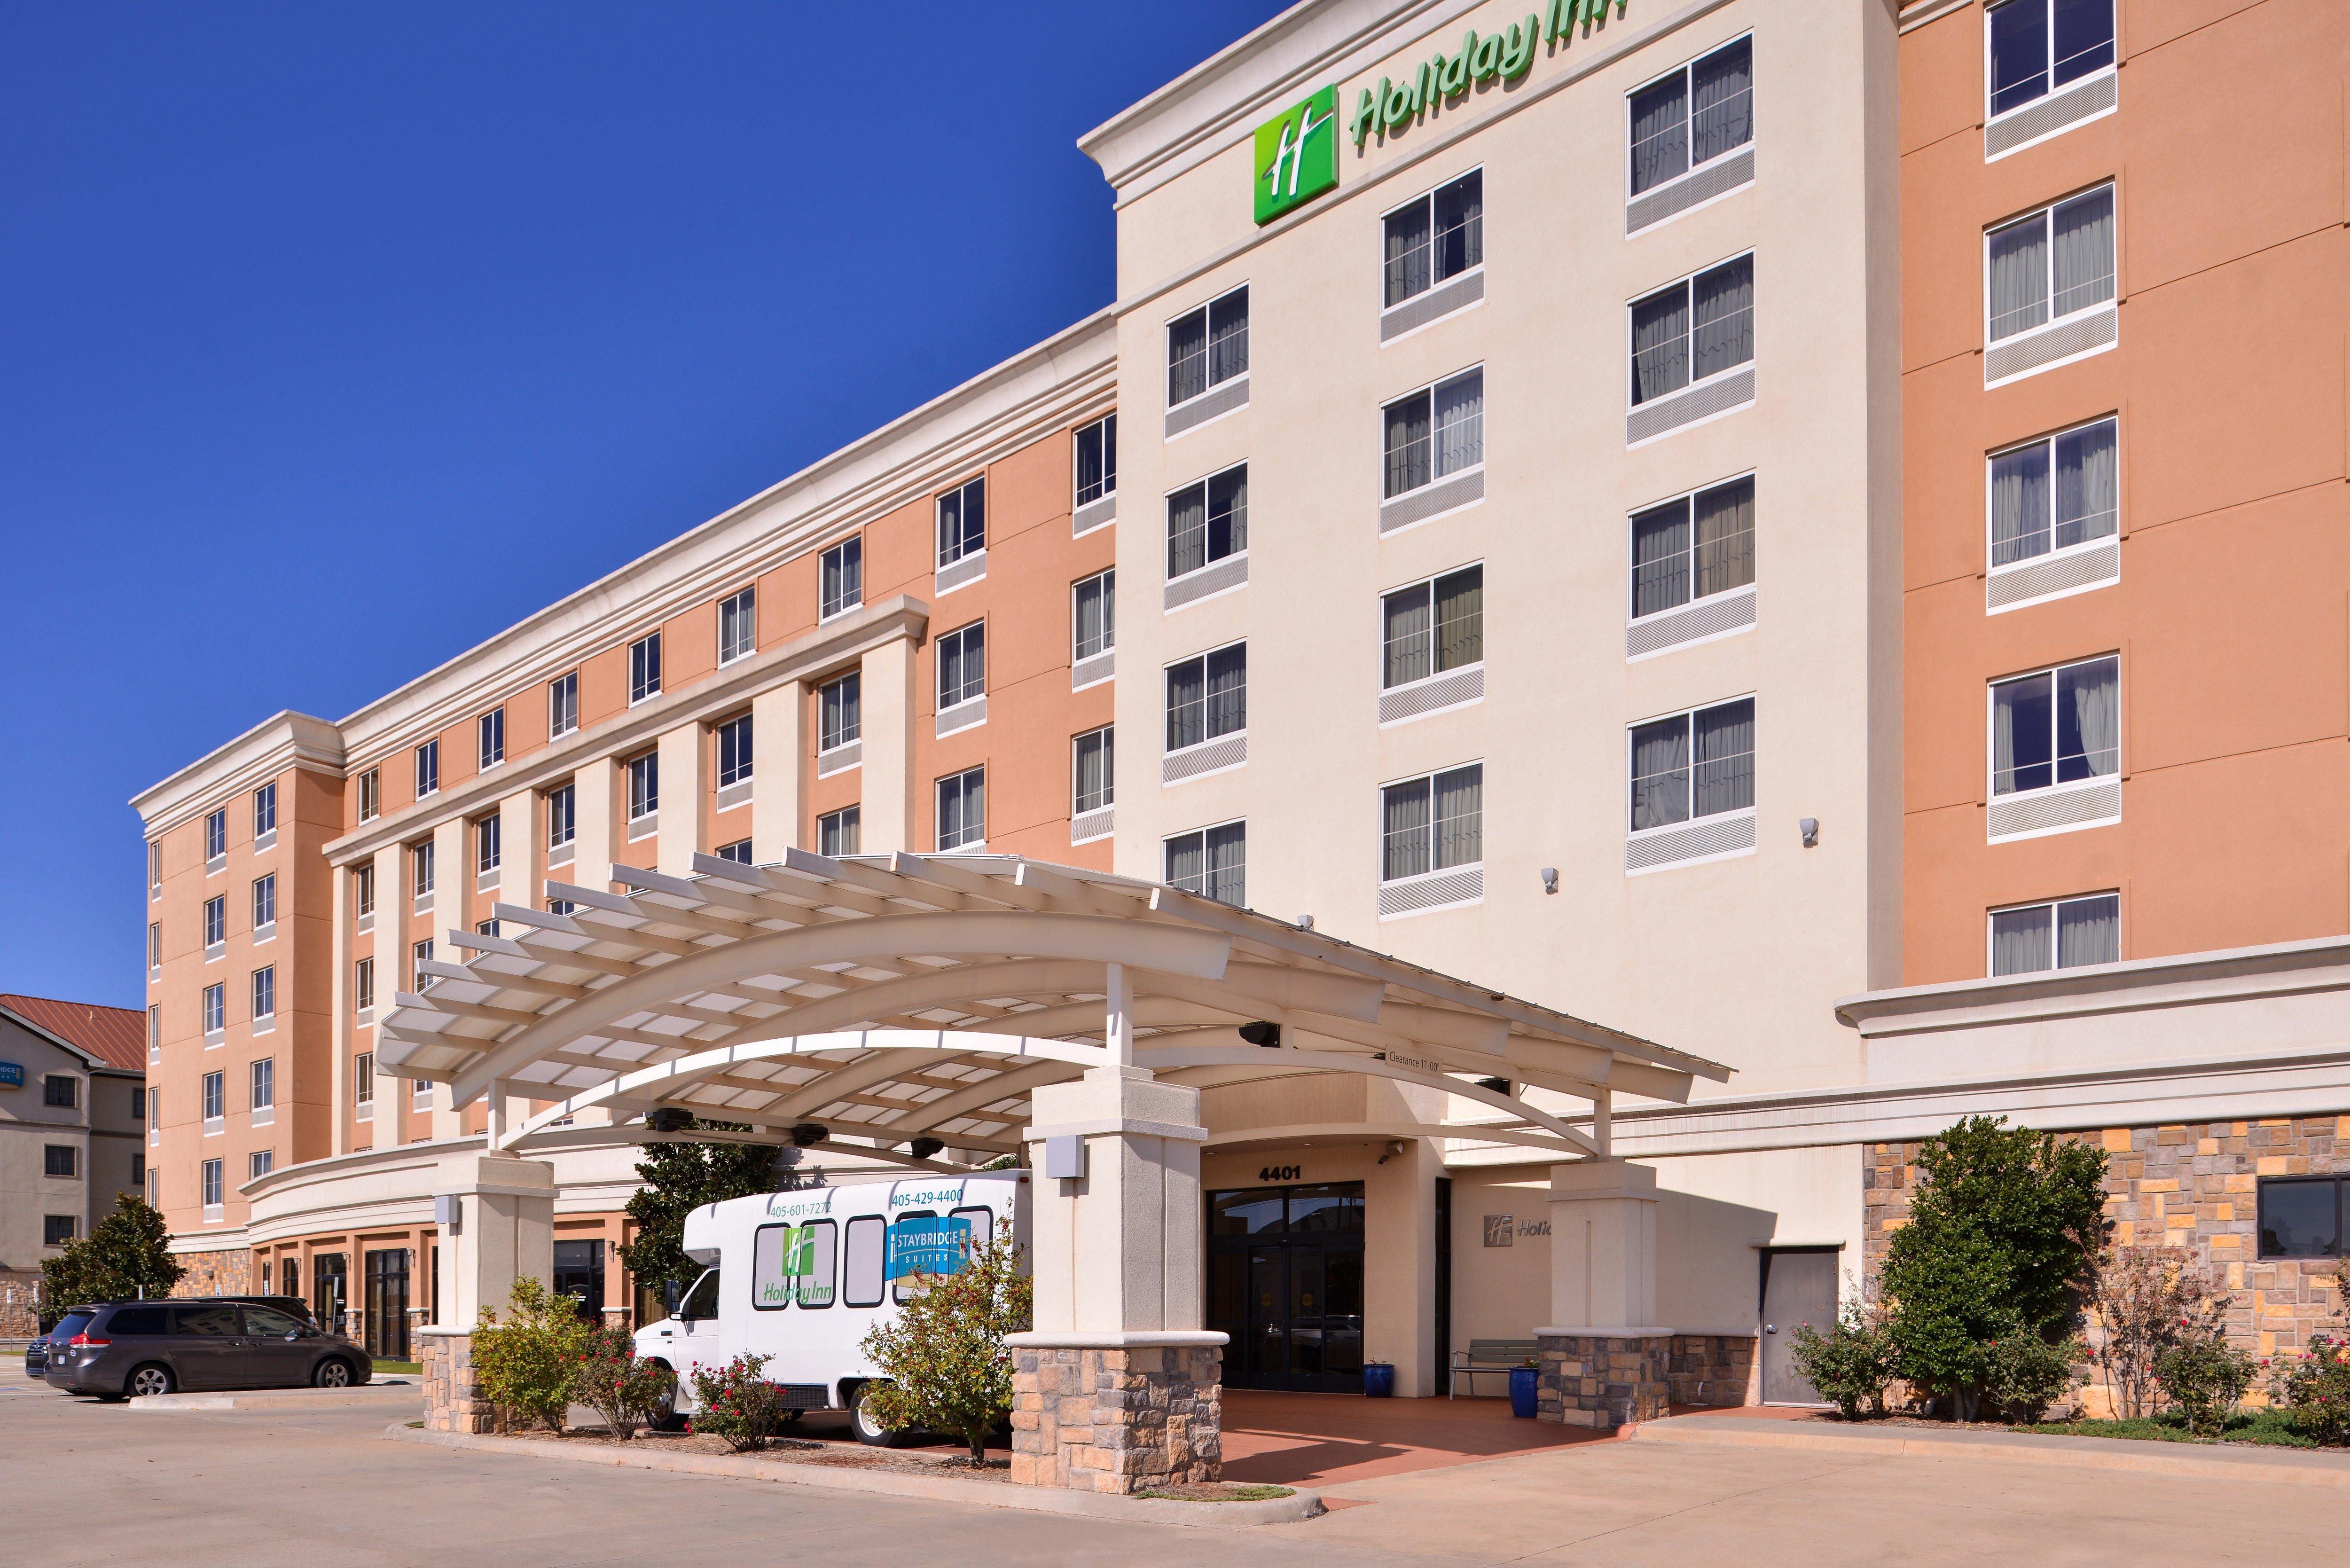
{"left": 5, "top": 1383, "right": 2342, "bottom": 1567}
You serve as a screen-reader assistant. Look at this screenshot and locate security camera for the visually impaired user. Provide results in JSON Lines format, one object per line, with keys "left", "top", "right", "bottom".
{"left": 790, "top": 1122, "right": 830, "bottom": 1147}
{"left": 1238, "top": 1021, "right": 1282, "bottom": 1048}
{"left": 908, "top": 1137, "right": 945, "bottom": 1160}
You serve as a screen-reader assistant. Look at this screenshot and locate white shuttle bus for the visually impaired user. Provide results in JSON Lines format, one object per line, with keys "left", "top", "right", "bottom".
{"left": 634, "top": 1170, "right": 1029, "bottom": 1443}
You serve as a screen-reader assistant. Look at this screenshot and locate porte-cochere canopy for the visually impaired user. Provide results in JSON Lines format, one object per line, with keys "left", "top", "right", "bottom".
{"left": 376, "top": 851, "right": 1730, "bottom": 1171}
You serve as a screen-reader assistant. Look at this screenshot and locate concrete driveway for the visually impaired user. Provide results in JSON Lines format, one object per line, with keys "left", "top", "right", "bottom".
{"left": 3, "top": 1378, "right": 2338, "bottom": 1566}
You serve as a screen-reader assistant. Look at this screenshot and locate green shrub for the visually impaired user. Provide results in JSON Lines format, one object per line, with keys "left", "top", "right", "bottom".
{"left": 2270, "top": 1332, "right": 2350, "bottom": 1447}
{"left": 689, "top": 1352, "right": 785, "bottom": 1451}
{"left": 1984, "top": 1329, "right": 2086, "bottom": 1424}
{"left": 471, "top": 1277, "right": 588, "bottom": 1433}
{"left": 572, "top": 1323, "right": 673, "bottom": 1442}
{"left": 1789, "top": 1298, "right": 1896, "bottom": 1420}
{"left": 2156, "top": 1333, "right": 2256, "bottom": 1438}
{"left": 860, "top": 1235, "right": 1031, "bottom": 1464}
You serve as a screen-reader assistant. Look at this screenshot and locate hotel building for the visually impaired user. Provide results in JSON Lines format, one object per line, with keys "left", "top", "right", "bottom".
{"left": 133, "top": 0, "right": 2347, "bottom": 1411}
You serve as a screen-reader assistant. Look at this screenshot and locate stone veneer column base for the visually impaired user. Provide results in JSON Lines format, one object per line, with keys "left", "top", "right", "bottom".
{"left": 1668, "top": 1334, "right": 1759, "bottom": 1407}
{"left": 421, "top": 1329, "right": 496, "bottom": 1434}
{"left": 1007, "top": 1341, "right": 1223, "bottom": 1493}
{"left": 1535, "top": 1330, "right": 1673, "bottom": 1429}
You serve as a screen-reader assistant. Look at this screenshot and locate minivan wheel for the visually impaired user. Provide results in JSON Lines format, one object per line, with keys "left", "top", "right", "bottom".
{"left": 127, "top": 1364, "right": 175, "bottom": 1399}
{"left": 313, "top": 1359, "right": 353, "bottom": 1388}
{"left": 850, "top": 1382, "right": 907, "bottom": 1448}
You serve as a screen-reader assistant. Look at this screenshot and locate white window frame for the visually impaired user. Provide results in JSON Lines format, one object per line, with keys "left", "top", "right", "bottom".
{"left": 1983, "top": 0, "right": 2117, "bottom": 140}
{"left": 717, "top": 711, "right": 755, "bottom": 788}
{"left": 357, "top": 768, "right": 380, "bottom": 822}
{"left": 1625, "top": 695, "right": 1759, "bottom": 845}
{"left": 355, "top": 862, "right": 375, "bottom": 917}
{"left": 251, "top": 872, "right": 277, "bottom": 935}
{"left": 936, "top": 767, "right": 986, "bottom": 852}
{"left": 354, "top": 957, "right": 375, "bottom": 1014}
{"left": 936, "top": 622, "right": 986, "bottom": 714}
{"left": 252, "top": 781, "right": 277, "bottom": 838}
{"left": 411, "top": 839, "right": 435, "bottom": 898}
{"left": 250, "top": 1150, "right": 274, "bottom": 1181}
{"left": 627, "top": 751, "right": 659, "bottom": 823}
{"left": 1626, "top": 472, "right": 1758, "bottom": 628}
{"left": 415, "top": 739, "right": 439, "bottom": 800}
{"left": 1627, "top": 251, "right": 1755, "bottom": 411}
{"left": 202, "top": 983, "right": 225, "bottom": 1037}
{"left": 1165, "top": 284, "right": 1249, "bottom": 413}
{"left": 820, "top": 537, "right": 864, "bottom": 621}
{"left": 1073, "top": 725, "right": 1114, "bottom": 819}
{"left": 1985, "top": 653, "right": 2121, "bottom": 803}
{"left": 148, "top": 839, "right": 162, "bottom": 896}
{"left": 476, "top": 813, "right": 501, "bottom": 874}
{"left": 201, "top": 1157, "right": 224, "bottom": 1213}
{"left": 202, "top": 1069, "right": 225, "bottom": 1125}
{"left": 203, "top": 894, "right": 227, "bottom": 949}
{"left": 548, "top": 671, "right": 580, "bottom": 738}
{"left": 1163, "top": 641, "right": 1248, "bottom": 759}
{"left": 719, "top": 586, "right": 758, "bottom": 665}
{"left": 251, "top": 1055, "right": 274, "bottom": 1112}
{"left": 413, "top": 938, "right": 435, "bottom": 988}
{"left": 1624, "top": 33, "right": 1755, "bottom": 211}
{"left": 629, "top": 632, "right": 663, "bottom": 706}
{"left": 936, "top": 477, "right": 986, "bottom": 570}
{"left": 1982, "top": 183, "right": 2116, "bottom": 357}
{"left": 1378, "top": 763, "right": 1485, "bottom": 888}
{"left": 1987, "top": 890, "right": 2122, "bottom": 977}
{"left": 355, "top": 1051, "right": 374, "bottom": 1107}
{"left": 1164, "top": 460, "right": 1249, "bottom": 586}
{"left": 1984, "top": 416, "right": 2120, "bottom": 598}
{"left": 478, "top": 707, "right": 505, "bottom": 771}
{"left": 204, "top": 808, "right": 227, "bottom": 863}
{"left": 819, "top": 673, "right": 861, "bottom": 757}
{"left": 1074, "top": 412, "right": 1118, "bottom": 509}
{"left": 1379, "top": 166, "right": 1484, "bottom": 313}
{"left": 1073, "top": 570, "right": 1115, "bottom": 683}
{"left": 714, "top": 838, "right": 753, "bottom": 865}
{"left": 1162, "top": 819, "right": 1246, "bottom": 907}
{"left": 1380, "top": 562, "right": 1485, "bottom": 696}
{"left": 251, "top": 965, "right": 275, "bottom": 1026}
{"left": 1381, "top": 365, "right": 1485, "bottom": 500}
{"left": 547, "top": 783, "right": 576, "bottom": 848}
{"left": 818, "top": 805, "right": 861, "bottom": 858}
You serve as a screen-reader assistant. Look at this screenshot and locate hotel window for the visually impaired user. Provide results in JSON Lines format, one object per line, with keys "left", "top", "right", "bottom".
{"left": 1990, "top": 655, "right": 2118, "bottom": 799}
{"left": 938, "top": 623, "right": 985, "bottom": 711}
{"left": 1165, "top": 822, "right": 1245, "bottom": 907}
{"left": 630, "top": 632, "right": 663, "bottom": 704}
{"left": 413, "top": 938, "right": 435, "bottom": 985}
{"left": 1382, "top": 765, "right": 1483, "bottom": 884}
{"left": 146, "top": 1007, "right": 159, "bottom": 1057}
{"left": 413, "top": 1075, "right": 433, "bottom": 1109}
{"left": 251, "top": 1056, "right": 274, "bottom": 1112}
{"left": 1383, "top": 565, "right": 1482, "bottom": 689}
{"left": 44, "top": 1074, "right": 78, "bottom": 1109}
{"left": 46, "top": 1145, "right": 77, "bottom": 1178}
{"left": 628, "top": 752, "right": 658, "bottom": 821}
{"left": 355, "top": 1052, "right": 374, "bottom": 1106}
{"left": 1631, "top": 476, "right": 1755, "bottom": 619}
{"left": 715, "top": 839, "right": 753, "bottom": 866}
{"left": 252, "top": 873, "right": 276, "bottom": 931}
{"left": 1168, "top": 285, "right": 1248, "bottom": 408}
{"left": 204, "top": 808, "right": 227, "bottom": 862}
{"left": 1166, "top": 643, "right": 1246, "bottom": 753}
{"left": 133, "top": 1147, "right": 146, "bottom": 1185}
{"left": 719, "top": 586, "right": 757, "bottom": 665}
{"left": 820, "top": 673, "right": 861, "bottom": 753}
{"left": 204, "top": 895, "right": 226, "bottom": 949}
{"left": 1990, "top": 417, "right": 2117, "bottom": 569}
{"left": 549, "top": 671, "right": 579, "bottom": 737}
{"left": 937, "top": 477, "right": 986, "bottom": 572}
{"left": 251, "top": 1150, "right": 274, "bottom": 1180}
{"left": 412, "top": 839, "right": 435, "bottom": 897}
{"left": 821, "top": 538, "right": 863, "bottom": 620}
{"left": 1631, "top": 698, "right": 1755, "bottom": 831}
{"left": 1631, "top": 254, "right": 1753, "bottom": 406}
{"left": 1990, "top": 892, "right": 2118, "bottom": 977}
{"left": 1074, "top": 725, "right": 1114, "bottom": 815}
{"left": 1988, "top": 0, "right": 2115, "bottom": 120}
{"left": 415, "top": 739, "right": 439, "bottom": 799}
{"left": 201, "top": 1159, "right": 224, "bottom": 1210}
{"left": 1383, "top": 169, "right": 1481, "bottom": 307}
{"left": 548, "top": 897, "right": 576, "bottom": 916}
{"left": 819, "top": 805, "right": 862, "bottom": 858}
{"left": 356, "top": 863, "right": 376, "bottom": 917}
{"left": 718, "top": 713, "right": 754, "bottom": 787}
{"left": 1075, "top": 413, "right": 1118, "bottom": 507}
{"left": 1074, "top": 571, "right": 1115, "bottom": 662}
{"left": 358, "top": 768, "right": 380, "bottom": 822}
{"left": 2257, "top": 1175, "right": 2346, "bottom": 1261}
{"left": 478, "top": 708, "right": 505, "bottom": 770}
{"left": 253, "top": 782, "right": 277, "bottom": 838}
{"left": 1383, "top": 368, "right": 1483, "bottom": 499}
{"left": 203, "top": 1070, "right": 226, "bottom": 1122}
{"left": 149, "top": 922, "right": 161, "bottom": 972}
{"left": 149, "top": 839, "right": 162, "bottom": 894}
{"left": 477, "top": 917, "right": 500, "bottom": 939}
{"left": 476, "top": 814, "right": 501, "bottom": 873}
{"left": 355, "top": 957, "right": 375, "bottom": 1012}
{"left": 548, "top": 783, "right": 576, "bottom": 847}
{"left": 1986, "top": 186, "right": 2115, "bottom": 344}
{"left": 1628, "top": 36, "right": 1752, "bottom": 197}
{"left": 252, "top": 965, "right": 275, "bottom": 1023}
{"left": 1167, "top": 463, "right": 1247, "bottom": 581}
{"left": 937, "top": 768, "right": 985, "bottom": 851}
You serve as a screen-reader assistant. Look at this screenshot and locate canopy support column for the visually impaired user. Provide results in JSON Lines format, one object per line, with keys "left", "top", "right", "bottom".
{"left": 1535, "top": 1159, "right": 1669, "bottom": 1431}
{"left": 1104, "top": 962, "right": 1135, "bottom": 1066}
{"left": 421, "top": 1151, "right": 554, "bottom": 1434}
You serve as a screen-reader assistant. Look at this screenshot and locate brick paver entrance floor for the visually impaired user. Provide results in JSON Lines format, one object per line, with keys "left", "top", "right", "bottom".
{"left": 1219, "top": 1392, "right": 1613, "bottom": 1487}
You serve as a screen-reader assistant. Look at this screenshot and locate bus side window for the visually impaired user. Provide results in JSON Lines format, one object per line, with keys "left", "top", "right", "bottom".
{"left": 798, "top": 1219, "right": 838, "bottom": 1308}
{"left": 752, "top": 1224, "right": 792, "bottom": 1311}
{"left": 951, "top": 1205, "right": 993, "bottom": 1250}
{"left": 844, "top": 1215, "right": 885, "bottom": 1308}
{"left": 892, "top": 1211, "right": 935, "bottom": 1304}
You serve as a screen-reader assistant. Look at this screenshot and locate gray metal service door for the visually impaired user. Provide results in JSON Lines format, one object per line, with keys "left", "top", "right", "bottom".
{"left": 1760, "top": 1250, "right": 1839, "bottom": 1405}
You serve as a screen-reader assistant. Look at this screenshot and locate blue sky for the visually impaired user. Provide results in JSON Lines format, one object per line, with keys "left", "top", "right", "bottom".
{"left": 0, "top": 1, "right": 1284, "bottom": 1008}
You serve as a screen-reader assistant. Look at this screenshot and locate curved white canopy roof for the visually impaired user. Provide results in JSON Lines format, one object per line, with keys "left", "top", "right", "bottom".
{"left": 376, "top": 850, "right": 1729, "bottom": 1170}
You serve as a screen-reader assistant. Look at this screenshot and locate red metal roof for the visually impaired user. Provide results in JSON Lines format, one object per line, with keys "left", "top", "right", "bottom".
{"left": 0, "top": 993, "right": 147, "bottom": 1073}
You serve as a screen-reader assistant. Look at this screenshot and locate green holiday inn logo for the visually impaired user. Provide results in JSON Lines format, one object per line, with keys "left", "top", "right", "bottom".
{"left": 1253, "top": 84, "right": 1338, "bottom": 225}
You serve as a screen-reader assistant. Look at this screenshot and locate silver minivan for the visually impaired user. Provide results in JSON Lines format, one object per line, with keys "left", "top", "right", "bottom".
{"left": 43, "top": 1299, "right": 372, "bottom": 1399}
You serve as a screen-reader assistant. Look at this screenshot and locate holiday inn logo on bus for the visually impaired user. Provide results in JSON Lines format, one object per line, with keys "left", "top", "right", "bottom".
{"left": 1253, "top": 84, "right": 1338, "bottom": 225}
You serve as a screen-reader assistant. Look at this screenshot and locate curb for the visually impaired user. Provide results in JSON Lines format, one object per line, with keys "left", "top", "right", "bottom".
{"left": 1635, "top": 1416, "right": 2350, "bottom": 1488}
{"left": 382, "top": 1423, "right": 1325, "bottom": 1527}
{"left": 131, "top": 1380, "right": 420, "bottom": 1412}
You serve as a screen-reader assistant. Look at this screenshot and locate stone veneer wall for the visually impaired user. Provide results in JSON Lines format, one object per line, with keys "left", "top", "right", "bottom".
{"left": 171, "top": 1247, "right": 252, "bottom": 1298}
{"left": 1866, "top": 1117, "right": 2347, "bottom": 1364}
{"left": 1667, "top": 1333, "right": 1759, "bottom": 1407}
{"left": 1535, "top": 1333, "right": 1672, "bottom": 1428}
{"left": 1, "top": 1270, "right": 40, "bottom": 1337}
{"left": 1009, "top": 1344, "right": 1222, "bottom": 1493}
{"left": 422, "top": 1332, "right": 497, "bottom": 1434}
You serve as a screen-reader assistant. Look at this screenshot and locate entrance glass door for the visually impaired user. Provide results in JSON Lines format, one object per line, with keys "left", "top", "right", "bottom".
{"left": 364, "top": 1249, "right": 410, "bottom": 1360}
{"left": 1207, "top": 1182, "right": 1365, "bottom": 1393}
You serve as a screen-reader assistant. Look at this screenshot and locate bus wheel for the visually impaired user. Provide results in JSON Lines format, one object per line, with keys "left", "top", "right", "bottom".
{"left": 850, "top": 1382, "right": 907, "bottom": 1448}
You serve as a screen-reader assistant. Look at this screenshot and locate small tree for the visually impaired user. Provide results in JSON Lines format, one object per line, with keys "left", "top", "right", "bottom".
{"left": 860, "top": 1236, "right": 1032, "bottom": 1464}
{"left": 2088, "top": 1248, "right": 2230, "bottom": 1419}
{"left": 1789, "top": 1292, "right": 1897, "bottom": 1420}
{"left": 572, "top": 1321, "right": 673, "bottom": 1442}
{"left": 471, "top": 1277, "right": 588, "bottom": 1433}
{"left": 1880, "top": 1116, "right": 2108, "bottom": 1420}
{"left": 39, "top": 1194, "right": 186, "bottom": 1325}
{"left": 618, "top": 1122, "right": 787, "bottom": 1304}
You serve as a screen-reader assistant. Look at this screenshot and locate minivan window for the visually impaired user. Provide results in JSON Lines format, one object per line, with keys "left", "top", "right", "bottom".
{"left": 680, "top": 1269, "right": 721, "bottom": 1320}
{"left": 175, "top": 1304, "right": 242, "bottom": 1337}
{"left": 51, "top": 1312, "right": 93, "bottom": 1341}
{"left": 105, "top": 1306, "right": 168, "bottom": 1336}
{"left": 244, "top": 1305, "right": 308, "bottom": 1337}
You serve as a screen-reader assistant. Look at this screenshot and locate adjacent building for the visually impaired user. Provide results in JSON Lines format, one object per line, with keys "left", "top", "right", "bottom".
{"left": 1, "top": 994, "right": 148, "bottom": 1334}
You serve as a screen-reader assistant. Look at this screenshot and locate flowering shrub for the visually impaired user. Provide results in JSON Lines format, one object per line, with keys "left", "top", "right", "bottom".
{"left": 2271, "top": 1333, "right": 2350, "bottom": 1447}
{"left": 471, "top": 1277, "right": 588, "bottom": 1433}
{"left": 2088, "top": 1249, "right": 2232, "bottom": 1420}
{"left": 1788, "top": 1296, "right": 1896, "bottom": 1420}
{"left": 861, "top": 1236, "right": 1031, "bottom": 1464}
{"left": 1984, "top": 1329, "right": 2087, "bottom": 1424}
{"left": 572, "top": 1323, "right": 674, "bottom": 1443}
{"left": 2154, "top": 1333, "right": 2254, "bottom": 1437}
{"left": 689, "top": 1352, "right": 785, "bottom": 1451}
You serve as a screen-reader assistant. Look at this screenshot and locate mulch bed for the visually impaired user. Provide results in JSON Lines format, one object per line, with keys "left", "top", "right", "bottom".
{"left": 526, "top": 1425, "right": 1015, "bottom": 1481}
{"left": 1793, "top": 1409, "right": 2336, "bottom": 1450}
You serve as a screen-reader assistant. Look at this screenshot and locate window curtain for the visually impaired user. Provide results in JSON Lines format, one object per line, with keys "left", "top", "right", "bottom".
{"left": 1165, "top": 832, "right": 1203, "bottom": 892}
{"left": 1208, "top": 465, "right": 1247, "bottom": 558}
{"left": 1433, "top": 370, "right": 1483, "bottom": 476}
{"left": 1204, "top": 822, "right": 1246, "bottom": 907}
{"left": 2057, "top": 894, "right": 2120, "bottom": 967}
{"left": 1382, "top": 781, "right": 1432, "bottom": 881}
{"left": 1632, "top": 499, "right": 1691, "bottom": 617}
{"left": 1693, "top": 699, "right": 1755, "bottom": 816}
{"left": 1167, "top": 483, "right": 1207, "bottom": 578}
{"left": 938, "top": 772, "right": 982, "bottom": 849}
{"left": 2059, "top": 657, "right": 2119, "bottom": 778}
{"left": 1990, "top": 906, "right": 2054, "bottom": 976}
{"left": 1692, "top": 257, "right": 1753, "bottom": 381}
{"left": 1434, "top": 567, "right": 1483, "bottom": 671}
{"left": 1075, "top": 730, "right": 1112, "bottom": 813}
{"left": 1433, "top": 172, "right": 1482, "bottom": 280}
{"left": 2051, "top": 188, "right": 2115, "bottom": 317}
{"left": 1630, "top": 285, "right": 1689, "bottom": 404}
{"left": 1075, "top": 574, "right": 1112, "bottom": 659}
{"left": 1208, "top": 288, "right": 1249, "bottom": 383}
{"left": 1630, "top": 716, "right": 1691, "bottom": 830}
{"left": 1385, "top": 392, "right": 1432, "bottom": 497}
{"left": 1694, "top": 478, "right": 1756, "bottom": 597}
{"left": 1167, "top": 310, "right": 1206, "bottom": 405}
{"left": 1434, "top": 765, "right": 1483, "bottom": 869}
{"left": 1166, "top": 660, "right": 1204, "bottom": 751}
{"left": 1991, "top": 674, "right": 2053, "bottom": 794}
{"left": 1383, "top": 586, "right": 1432, "bottom": 687}
{"left": 1690, "top": 37, "right": 1752, "bottom": 165}
{"left": 940, "top": 627, "right": 983, "bottom": 707}
{"left": 1990, "top": 441, "right": 2052, "bottom": 565}
{"left": 1385, "top": 200, "right": 1432, "bottom": 307}
{"left": 1205, "top": 645, "right": 1247, "bottom": 738}
{"left": 1628, "top": 71, "right": 1688, "bottom": 195}
{"left": 2054, "top": 420, "right": 2118, "bottom": 547}
{"left": 1987, "top": 213, "right": 2049, "bottom": 340}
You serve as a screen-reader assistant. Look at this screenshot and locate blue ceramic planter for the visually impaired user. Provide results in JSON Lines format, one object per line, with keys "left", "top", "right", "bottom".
{"left": 1507, "top": 1364, "right": 1539, "bottom": 1418}
{"left": 1363, "top": 1362, "right": 1395, "bottom": 1398}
